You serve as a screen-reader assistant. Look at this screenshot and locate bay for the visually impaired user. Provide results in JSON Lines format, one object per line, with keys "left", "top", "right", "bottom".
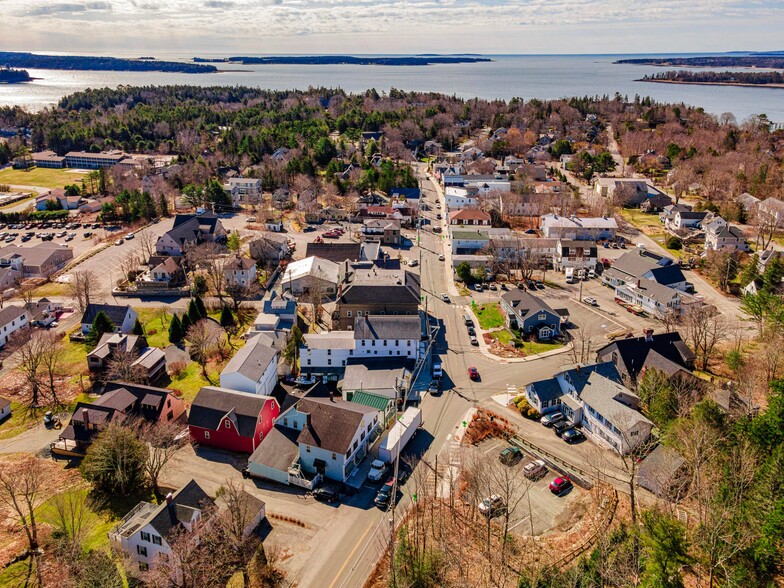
{"left": 1, "top": 54, "right": 782, "bottom": 123}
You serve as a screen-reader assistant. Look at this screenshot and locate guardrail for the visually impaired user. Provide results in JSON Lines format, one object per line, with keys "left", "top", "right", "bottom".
{"left": 508, "top": 434, "right": 595, "bottom": 490}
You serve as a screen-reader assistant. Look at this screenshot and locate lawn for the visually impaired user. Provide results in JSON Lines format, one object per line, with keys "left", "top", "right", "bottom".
{"left": 167, "top": 361, "right": 212, "bottom": 404}
{"left": 32, "top": 281, "right": 71, "bottom": 298}
{"left": 135, "top": 307, "right": 174, "bottom": 348}
{"left": 471, "top": 302, "right": 505, "bottom": 330}
{"left": 488, "top": 329, "right": 514, "bottom": 345}
{"left": 0, "top": 401, "right": 35, "bottom": 440}
{"left": 0, "top": 167, "right": 85, "bottom": 189}
{"left": 521, "top": 340, "right": 564, "bottom": 355}
{"left": 618, "top": 208, "right": 662, "bottom": 230}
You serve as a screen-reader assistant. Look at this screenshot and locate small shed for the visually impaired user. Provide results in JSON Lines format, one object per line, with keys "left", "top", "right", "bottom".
{"left": 636, "top": 445, "right": 688, "bottom": 499}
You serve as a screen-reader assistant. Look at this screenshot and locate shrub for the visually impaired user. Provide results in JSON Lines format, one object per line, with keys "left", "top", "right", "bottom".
{"left": 666, "top": 235, "right": 683, "bottom": 250}
{"left": 168, "top": 361, "right": 187, "bottom": 378}
{"left": 514, "top": 396, "right": 541, "bottom": 420}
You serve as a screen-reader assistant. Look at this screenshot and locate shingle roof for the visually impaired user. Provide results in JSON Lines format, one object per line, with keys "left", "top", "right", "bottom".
{"left": 221, "top": 335, "right": 278, "bottom": 383}
{"left": 528, "top": 378, "right": 564, "bottom": 403}
{"left": 247, "top": 424, "right": 300, "bottom": 471}
{"left": 283, "top": 257, "right": 340, "bottom": 284}
{"left": 81, "top": 303, "right": 131, "bottom": 328}
{"left": 637, "top": 445, "right": 686, "bottom": 496}
{"left": 561, "top": 362, "right": 623, "bottom": 395}
{"left": 304, "top": 331, "right": 355, "bottom": 350}
{"left": 305, "top": 242, "right": 362, "bottom": 263}
{"left": 0, "top": 396, "right": 9, "bottom": 411}
{"left": 189, "top": 387, "right": 273, "bottom": 437}
{"left": 450, "top": 209, "right": 492, "bottom": 222}
{"left": 578, "top": 372, "right": 652, "bottom": 432}
{"left": 353, "top": 315, "right": 421, "bottom": 341}
{"left": 294, "top": 397, "right": 377, "bottom": 454}
{"left": 338, "top": 268, "right": 420, "bottom": 305}
{"left": 596, "top": 332, "right": 696, "bottom": 382}
{"left": 0, "top": 305, "right": 27, "bottom": 326}
{"left": 148, "top": 480, "right": 213, "bottom": 539}
{"left": 500, "top": 290, "right": 557, "bottom": 319}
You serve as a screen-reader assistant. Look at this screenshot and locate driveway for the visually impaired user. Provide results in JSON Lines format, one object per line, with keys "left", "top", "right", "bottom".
{"left": 0, "top": 421, "right": 65, "bottom": 455}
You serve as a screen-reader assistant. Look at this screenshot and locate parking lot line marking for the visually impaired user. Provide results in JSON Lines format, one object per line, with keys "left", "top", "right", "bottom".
{"left": 483, "top": 442, "right": 502, "bottom": 455}
{"left": 508, "top": 515, "right": 531, "bottom": 532}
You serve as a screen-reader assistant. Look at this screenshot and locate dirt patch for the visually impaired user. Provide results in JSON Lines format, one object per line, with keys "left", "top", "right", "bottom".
{"left": 462, "top": 408, "right": 516, "bottom": 445}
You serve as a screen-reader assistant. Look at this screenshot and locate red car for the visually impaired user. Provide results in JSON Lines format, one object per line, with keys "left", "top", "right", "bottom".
{"left": 468, "top": 367, "right": 479, "bottom": 380}
{"left": 549, "top": 476, "right": 573, "bottom": 495}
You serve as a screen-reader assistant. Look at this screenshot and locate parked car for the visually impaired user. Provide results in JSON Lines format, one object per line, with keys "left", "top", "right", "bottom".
{"left": 469, "top": 335, "right": 479, "bottom": 346}
{"left": 115, "top": 239, "right": 124, "bottom": 246}
{"left": 468, "top": 367, "right": 479, "bottom": 380}
{"left": 313, "top": 487, "right": 339, "bottom": 503}
{"left": 499, "top": 446, "right": 522, "bottom": 466}
{"left": 535, "top": 281, "right": 544, "bottom": 290}
{"left": 408, "top": 259, "right": 418, "bottom": 267}
{"left": 553, "top": 421, "right": 572, "bottom": 436}
{"left": 375, "top": 478, "right": 396, "bottom": 509}
{"left": 436, "top": 213, "right": 442, "bottom": 220}
{"left": 83, "top": 232, "right": 93, "bottom": 238}
{"left": 540, "top": 412, "right": 565, "bottom": 427}
{"left": 428, "top": 379, "right": 441, "bottom": 396}
{"left": 125, "top": 232, "right": 135, "bottom": 240}
{"left": 583, "top": 296, "right": 598, "bottom": 306}
{"left": 467, "top": 326, "right": 476, "bottom": 337}
{"left": 525, "top": 229, "right": 537, "bottom": 234}
{"left": 549, "top": 476, "right": 573, "bottom": 495}
{"left": 438, "top": 253, "right": 445, "bottom": 261}
{"left": 478, "top": 495, "right": 506, "bottom": 518}
{"left": 441, "top": 293, "right": 450, "bottom": 302}
{"left": 368, "top": 460, "right": 388, "bottom": 482}
{"left": 523, "top": 459, "right": 547, "bottom": 480}
{"left": 562, "top": 428, "right": 586, "bottom": 444}
{"left": 516, "top": 281, "right": 525, "bottom": 289}
{"left": 432, "top": 226, "right": 442, "bottom": 233}
{"left": 488, "top": 283, "right": 497, "bottom": 291}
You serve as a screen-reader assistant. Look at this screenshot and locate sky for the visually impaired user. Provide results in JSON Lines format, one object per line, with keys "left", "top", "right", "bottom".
{"left": 3, "top": 0, "right": 784, "bottom": 55}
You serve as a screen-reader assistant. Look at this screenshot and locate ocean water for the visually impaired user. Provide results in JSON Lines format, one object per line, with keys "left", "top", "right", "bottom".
{"left": 1, "top": 54, "right": 782, "bottom": 122}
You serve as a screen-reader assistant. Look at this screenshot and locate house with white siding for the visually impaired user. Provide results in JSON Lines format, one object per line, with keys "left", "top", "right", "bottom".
{"left": 219, "top": 335, "right": 278, "bottom": 396}
{"left": 0, "top": 305, "right": 29, "bottom": 348}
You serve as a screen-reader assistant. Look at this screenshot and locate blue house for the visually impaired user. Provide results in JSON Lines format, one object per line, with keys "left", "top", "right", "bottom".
{"left": 499, "top": 290, "right": 561, "bottom": 340}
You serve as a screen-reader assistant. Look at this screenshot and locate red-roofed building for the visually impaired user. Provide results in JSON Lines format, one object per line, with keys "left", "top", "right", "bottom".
{"left": 449, "top": 209, "right": 491, "bottom": 226}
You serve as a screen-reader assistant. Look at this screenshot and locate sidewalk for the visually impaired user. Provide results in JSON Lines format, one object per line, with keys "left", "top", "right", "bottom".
{"left": 424, "top": 173, "right": 462, "bottom": 298}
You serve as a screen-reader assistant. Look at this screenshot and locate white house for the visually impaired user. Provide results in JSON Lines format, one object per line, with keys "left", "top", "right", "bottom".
{"left": 300, "top": 315, "right": 422, "bottom": 379}
{"left": 525, "top": 363, "right": 653, "bottom": 454}
{"left": 553, "top": 240, "right": 598, "bottom": 272}
{"left": 666, "top": 210, "right": 708, "bottom": 230}
{"left": 0, "top": 305, "right": 29, "bottom": 348}
{"left": 601, "top": 249, "right": 689, "bottom": 292}
{"left": 445, "top": 186, "right": 479, "bottom": 211}
{"left": 540, "top": 214, "right": 618, "bottom": 240}
{"left": 108, "top": 480, "right": 213, "bottom": 571}
{"left": 227, "top": 177, "right": 262, "bottom": 202}
{"left": 705, "top": 224, "right": 749, "bottom": 252}
{"left": 281, "top": 256, "right": 340, "bottom": 296}
{"left": 224, "top": 256, "right": 258, "bottom": 287}
{"left": 219, "top": 335, "right": 279, "bottom": 396}
{"left": 80, "top": 304, "right": 137, "bottom": 336}
{"left": 449, "top": 228, "right": 490, "bottom": 253}
{"left": 614, "top": 279, "right": 683, "bottom": 316}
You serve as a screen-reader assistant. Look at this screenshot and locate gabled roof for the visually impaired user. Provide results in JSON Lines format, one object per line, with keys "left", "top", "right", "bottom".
{"left": 620, "top": 278, "right": 682, "bottom": 305}
{"left": 676, "top": 211, "right": 708, "bottom": 220}
{"left": 147, "top": 480, "right": 213, "bottom": 539}
{"left": 338, "top": 267, "right": 420, "bottom": 305}
{"left": 500, "top": 290, "right": 557, "bottom": 320}
{"left": 293, "top": 397, "right": 377, "bottom": 454}
{"left": 224, "top": 256, "right": 256, "bottom": 271}
{"left": 353, "top": 315, "right": 421, "bottom": 340}
{"left": 341, "top": 357, "right": 413, "bottom": 393}
{"left": 713, "top": 225, "right": 745, "bottom": 240}
{"left": 305, "top": 242, "right": 362, "bottom": 263}
{"left": 560, "top": 362, "right": 623, "bottom": 395}
{"left": 283, "top": 256, "right": 340, "bottom": 284}
{"left": 221, "top": 335, "right": 278, "bottom": 383}
{"left": 596, "top": 332, "right": 696, "bottom": 382}
{"left": 578, "top": 372, "right": 652, "bottom": 432}
{"left": 450, "top": 209, "right": 492, "bottom": 222}
{"left": 152, "top": 256, "right": 180, "bottom": 274}
{"left": 80, "top": 303, "right": 131, "bottom": 327}
{"left": 189, "top": 386, "right": 274, "bottom": 437}
{"left": 0, "top": 304, "right": 27, "bottom": 326}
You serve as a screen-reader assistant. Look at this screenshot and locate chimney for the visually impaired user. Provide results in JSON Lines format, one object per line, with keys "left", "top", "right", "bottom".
{"left": 644, "top": 329, "right": 654, "bottom": 342}
{"left": 165, "top": 493, "right": 173, "bottom": 505}
{"left": 304, "top": 412, "right": 312, "bottom": 428}
{"left": 82, "top": 408, "right": 89, "bottom": 426}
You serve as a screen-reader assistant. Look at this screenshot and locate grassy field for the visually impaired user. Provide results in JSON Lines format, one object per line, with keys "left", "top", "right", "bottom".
{"left": 136, "top": 307, "right": 174, "bottom": 348}
{"left": 167, "top": 361, "right": 212, "bottom": 404}
{"left": 488, "top": 329, "right": 514, "bottom": 345}
{"left": 0, "top": 167, "right": 85, "bottom": 189}
{"left": 472, "top": 302, "right": 505, "bottom": 330}
{"left": 618, "top": 208, "right": 662, "bottom": 230}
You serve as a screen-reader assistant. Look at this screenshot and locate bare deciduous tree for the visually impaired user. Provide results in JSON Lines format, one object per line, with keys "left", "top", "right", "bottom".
{"left": 140, "top": 420, "right": 181, "bottom": 495}
{"left": 105, "top": 348, "right": 145, "bottom": 384}
{"left": 682, "top": 305, "right": 727, "bottom": 371}
{"left": 69, "top": 269, "right": 99, "bottom": 313}
{"left": 187, "top": 319, "right": 220, "bottom": 381}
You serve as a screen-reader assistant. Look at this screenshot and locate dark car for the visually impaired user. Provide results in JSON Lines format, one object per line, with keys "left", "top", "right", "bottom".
{"left": 535, "top": 281, "right": 544, "bottom": 290}
{"left": 525, "top": 229, "right": 537, "bottom": 234}
{"left": 499, "top": 446, "right": 522, "bottom": 466}
{"left": 562, "top": 428, "right": 585, "bottom": 444}
{"left": 516, "top": 282, "right": 526, "bottom": 290}
{"left": 313, "top": 487, "right": 340, "bottom": 503}
{"left": 553, "top": 421, "right": 572, "bottom": 436}
{"left": 467, "top": 326, "right": 476, "bottom": 336}
{"left": 375, "top": 478, "right": 396, "bottom": 509}
{"left": 549, "top": 476, "right": 573, "bottom": 495}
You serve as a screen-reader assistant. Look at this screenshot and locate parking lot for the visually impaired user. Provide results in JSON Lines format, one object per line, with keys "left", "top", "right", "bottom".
{"left": 467, "top": 439, "right": 586, "bottom": 537}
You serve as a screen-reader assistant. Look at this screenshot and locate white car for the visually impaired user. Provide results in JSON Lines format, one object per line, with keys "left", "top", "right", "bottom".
{"left": 125, "top": 232, "right": 135, "bottom": 240}
{"left": 583, "top": 296, "right": 598, "bottom": 306}
{"left": 115, "top": 239, "right": 124, "bottom": 246}
{"left": 478, "top": 494, "right": 505, "bottom": 517}
{"left": 441, "top": 293, "right": 450, "bottom": 303}
{"left": 523, "top": 459, "right": 547, "bottom": 480}
{"left": 368, "top": 460, "right": 388, "bottom": 482}
{"left": 408, "top": 259, "right": 419, "bottom": 267}
{"left": 438, "top": 254, "right": 445, "bottom": 261}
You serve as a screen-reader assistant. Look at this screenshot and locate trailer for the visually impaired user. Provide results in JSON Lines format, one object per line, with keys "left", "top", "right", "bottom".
{"left": 378, "top": 407, "right": 422, "bottom": 463}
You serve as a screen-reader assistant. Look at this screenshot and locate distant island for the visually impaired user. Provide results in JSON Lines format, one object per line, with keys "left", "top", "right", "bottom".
{"left": 638, "top": 70, "right": 784, "bottom": 89}
{"left": 0, "top": 52, "right": 216, "bottom": 73}
{"left": 193, "top": 55, "right": 491, "bottom": 66}
{"left": 0, "top": 67, "right": 32, "bottom": 84}
{"left": 616, "top": 55, "right": 784, "bottom": 69}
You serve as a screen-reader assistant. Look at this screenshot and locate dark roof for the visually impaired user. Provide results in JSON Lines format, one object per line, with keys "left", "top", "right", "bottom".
{"left": 389, "top": 187, "right": 421, "bottom": 199}
{"left": 81, "top": 303, "right": 131, "bottom": 327}
{"left": 101, "top": 382, "right": 177, "bottom": 421}
{"left": 528, "top": 378, "right": 564, "bottom": 403}
{"left": 677, "top": 211, "right": 708, "bottom": 220}
{"left": 338, "top": 268, "right": 420, "bottom": 305}
{"left": 637, "top": 445, "right": 686, "bottom": 496}
{"left": 162, "top": 217, "right": 201, "bottom": 247}
{"left": 562, "top": 362, "right": 622, "bottom": 395}
{"left": 0, "top": 305, "right": 27, "bottom": 326}
{"left": 294, "top": 397, "right": 377, "bottom": 454}
{"left": 611, "top": 249, "right": 670, "bottom": 280}
{"left": 189, "top": 387, "right": 271, "bottom": 437}
{"left": 248, "top": 424, "right": 300, "bottom": 471}
{"left": 306, "top": 242, "right": 362, "bottom": 263}
{"left": 596, "top": 332, "right": 696, "bottom": 382}
{"left": 173, "top": 212, "right": 220, "bottom": 231}
{"left": 94, "top": 388, "right": 137, "bottom": 413}
{"left": 353, "top": 315, "right": 421, "bottom": 341}
{"left": 500, "top": 290, "right": 558, "bottom": 320}
{"left": 148, "top": 480, "right": 213, "bottom": 539}
{"left": 646, "top": 264, "right": 686, "bottom": 286}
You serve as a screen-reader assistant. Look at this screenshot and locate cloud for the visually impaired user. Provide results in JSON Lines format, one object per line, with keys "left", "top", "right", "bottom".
{"left": 27, "top": 1, "right": 111, "bottom": 16}
{"left": 204, "top": 0, "right": 234, "bottom": 7}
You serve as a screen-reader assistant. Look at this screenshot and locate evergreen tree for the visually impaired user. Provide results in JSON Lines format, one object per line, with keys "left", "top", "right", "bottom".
{"left": 227, "top": 231, "right": 241, "bottom": 253}
{"left": 157, "top": 194, "right": 169, "bottom": 217}
{"left": 132, "top": 318, "right": 144, "bottom": 336}
{"left": 168, "top": 314, "right": 183, "bottom": 344}
{"left": 740, "top": 254, "right": 760, "bottom": 287}
{"left": 87, "top": 311, "right": 115, "bottom": 347}
{"left": 194, "top": 295, "right": 207, "bottom": 319}
{"left": 762, "top": 255, "right": 784, "bottom": 292}
{"left": 180, "top": 312, "right": 192, "bottom": 336}
{"left": 220, "top": 305, "right": 235, "bottom": 329}
{"left": 187, "top": 298, "right": 201, "bottom": 324}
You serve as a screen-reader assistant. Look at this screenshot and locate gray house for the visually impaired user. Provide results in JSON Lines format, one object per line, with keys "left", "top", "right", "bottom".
{"left": 499, "top": 291, "right": 561, "bottom": 340}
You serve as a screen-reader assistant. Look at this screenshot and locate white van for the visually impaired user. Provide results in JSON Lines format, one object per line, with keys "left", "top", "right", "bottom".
{"left": 565, "top": 267, "right": 574, "bottom": 284}
{"left": 588, "top": 268, "right": 596, "bottom": 279}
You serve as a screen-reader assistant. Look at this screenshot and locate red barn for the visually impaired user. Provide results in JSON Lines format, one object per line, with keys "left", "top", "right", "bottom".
{"left": 188, "top": 386, "right": 280, "bottom": 453}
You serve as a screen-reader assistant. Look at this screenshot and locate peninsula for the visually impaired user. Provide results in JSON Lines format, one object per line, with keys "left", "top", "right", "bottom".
{"left": 638, "top": 70, "right": 784, "bottom": 89}
{"left": 616, "top": 55, "right": 784, "bottom": 69}
{"left": 0, "top": 52, "right": 216, "bottom": 73}
{"left": 193, "top": 55, "right": 491, "bottom": 66}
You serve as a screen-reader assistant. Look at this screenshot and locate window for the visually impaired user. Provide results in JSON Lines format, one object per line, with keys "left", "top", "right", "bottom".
{"left": 139, "top": 562, "right": 149, "bottom": 571}
{"left": 141, "top": 531, "right": 150, "bottom": 542}
{"left": 307, "top": 359, "right": 311, "bottom": 365}
{"left": 360, "top": 431, "right": 365, "bottom": 441}
{"left": 397, "top": 351, "right": 400, "bottom": 355}
{"left": 306, "top": 445, "right": 311, "bottom": 453}
{"left": 225, "top": 420, "right": 231, "bottom": 429}
{"left": 167, "top": 399, "right": 171, "bottom": 408}
{"left": 283, "top": 418, "right": 288, "bottom": 426}
{"left": 327, "top": 359, "right": 332, "bottom": 366}
{"left": 357, "top": 311, "right": 363, "bottom": 317}
{"left": 353, "top": 440, "right": 358, "bottom": 451}
{"left": 152, "top": 535, "right": 162, "bottom": 546}
{"left": 327, "top": 349, "right": 331, "bottom": 356}
{"left": 395, "top": 340, "right": 399, "bottom": 346}
{"left": 332, "top": 452, "right": 336, "bottom": 460}
{"left": 167, "top": 410, "right": 173, "bottom": 420}
{"left": 361, "top": 340, "right": 366, "bottom": 347}
{"left": 407, "top": 340, "right": 411, "bottom": 346}
{"left": 137, "top": 545, "right": 147, "bottom": 557}
{"left": 538, "top": 314, "right": 546, "bottom": 321}
{"left": 347, "top": 311, "right": 352, "bottom": 318}
{"left": 204, "top": 431, "right": 210, "bottom": 440}
{"left": 371, "top": 340, "right": 375, "bottom": 346}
